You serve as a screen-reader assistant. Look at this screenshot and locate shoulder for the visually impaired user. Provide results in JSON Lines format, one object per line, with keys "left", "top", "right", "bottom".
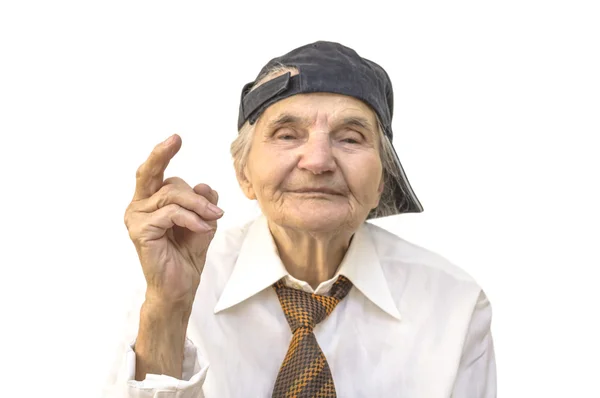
{"left": 364, "top": 222, "right": 486, "bottom": 310}
{"left": 365, "top": 222, "right": 479, "bottom": 284}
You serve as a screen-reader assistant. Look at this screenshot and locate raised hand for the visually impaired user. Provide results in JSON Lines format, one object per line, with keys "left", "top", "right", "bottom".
{"left": 124, "top": 134, "right": 223, "bottom": 308}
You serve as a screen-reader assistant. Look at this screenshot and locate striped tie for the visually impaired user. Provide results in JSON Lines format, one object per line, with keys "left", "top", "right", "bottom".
{"left": 271, "top": 275, "right": 353, "bottom": 398}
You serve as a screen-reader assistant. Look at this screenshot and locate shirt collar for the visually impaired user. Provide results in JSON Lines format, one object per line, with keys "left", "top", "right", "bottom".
{"left": 214, "top": 214, "right": 401, "bottom": 320}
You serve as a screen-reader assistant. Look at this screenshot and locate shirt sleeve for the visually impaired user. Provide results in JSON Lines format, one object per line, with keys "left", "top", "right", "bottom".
{"left": 129, "top": 337, "right": 209, "bottom": 397}
{"left": 451, "top": 289, "right": 497, "bottom": 398}
{"left": 104, "top": 336, "right": 209, "bottom": 398}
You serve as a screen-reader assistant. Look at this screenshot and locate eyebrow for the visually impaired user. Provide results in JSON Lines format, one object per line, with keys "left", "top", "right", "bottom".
{"left": 267, "top": 114, "right": 308, "bottom": 130}
{"left": 340, "top": 116, "right": 374, "bottom": 132}
{"left": 267, "top": 113, "right": 375, "bottom": 133}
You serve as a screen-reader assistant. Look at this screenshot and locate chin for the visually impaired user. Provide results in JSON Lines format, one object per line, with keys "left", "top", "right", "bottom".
{"left": 284, "top": 204, "right": 350, "bottom": 232}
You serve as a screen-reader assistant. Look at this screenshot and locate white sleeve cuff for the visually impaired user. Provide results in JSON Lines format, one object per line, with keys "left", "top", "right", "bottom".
{"left": 125, "top": 338, "right": 208, "bottom": 397}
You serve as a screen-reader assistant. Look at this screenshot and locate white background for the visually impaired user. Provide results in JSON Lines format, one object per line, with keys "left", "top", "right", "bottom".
{"left": 1, "top": 1, "right": 599, "bottom": 397}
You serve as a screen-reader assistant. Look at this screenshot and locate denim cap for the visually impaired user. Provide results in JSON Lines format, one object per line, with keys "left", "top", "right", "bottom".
{"left": 237, "top": 41, "right": 423, "bottom": 216}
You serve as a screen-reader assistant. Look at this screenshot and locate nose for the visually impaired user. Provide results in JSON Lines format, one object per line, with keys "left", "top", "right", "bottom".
{"left": 297, "top": 131, "right": 337, "bottom": 175}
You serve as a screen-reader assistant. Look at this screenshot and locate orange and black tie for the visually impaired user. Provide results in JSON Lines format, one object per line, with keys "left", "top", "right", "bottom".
{"left": 271, "top": 275, "right": 353, "bottom": 398}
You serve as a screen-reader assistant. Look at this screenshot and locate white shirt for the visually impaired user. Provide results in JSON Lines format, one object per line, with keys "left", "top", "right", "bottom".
{"left": 105, "top": 215, "right": 496, "bottom": 397}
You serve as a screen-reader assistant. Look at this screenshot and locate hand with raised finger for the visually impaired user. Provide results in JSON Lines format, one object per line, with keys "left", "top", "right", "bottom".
{"left": 124, "top": 134, "right": 224, "bottom": 309}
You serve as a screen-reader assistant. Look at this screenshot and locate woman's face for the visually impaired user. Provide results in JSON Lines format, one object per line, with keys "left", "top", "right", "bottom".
{"left": 239, "top": 93, "right": 384, "bottom": 233}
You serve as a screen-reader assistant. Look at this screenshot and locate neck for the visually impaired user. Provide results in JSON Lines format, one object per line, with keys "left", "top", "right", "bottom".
{"left": 267, "top": 220, "right": 354, "bottom": 289}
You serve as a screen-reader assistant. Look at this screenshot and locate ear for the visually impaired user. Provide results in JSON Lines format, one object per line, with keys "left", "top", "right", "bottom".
{"left": 236, "top": 164, "right": 256, "bottom": 200}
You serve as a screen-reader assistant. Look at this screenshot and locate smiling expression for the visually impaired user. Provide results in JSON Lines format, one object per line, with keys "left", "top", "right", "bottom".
{"left": 239, "top": 92, "right": 385, "bottom": 233}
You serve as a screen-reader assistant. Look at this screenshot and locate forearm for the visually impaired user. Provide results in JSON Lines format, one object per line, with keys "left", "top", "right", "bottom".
{"left": 134, "top": 299, "right": 192, "bottom": 381}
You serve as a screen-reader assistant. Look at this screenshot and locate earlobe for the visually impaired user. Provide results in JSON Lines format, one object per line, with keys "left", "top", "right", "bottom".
{"left": 246, "top": 184, "right": 256, "bottom": 200}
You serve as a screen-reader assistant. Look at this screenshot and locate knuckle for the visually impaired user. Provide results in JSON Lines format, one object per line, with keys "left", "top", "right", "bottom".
{"left": 159, "top": 183, "right": 176, "bottom": 195}
{"left": 164, "top": 176, "right": 186, "bottom": 186}
{"left": 127, "top": 225, "right": 140, "bottom": 241}
{"left": 123, "top": 203, "right": 137, "bottom": 226}
{"left": 125, "top": 216, "right": 143, "bottom": 241}
{"left": 154, "top": 184, "right": 175, "bottom": 208}
{"left": 163, "top": 203, "right": 181, "bottom": 215}
{"left": 147, "top": 164, "right": 162, "bottom": 179}
{"left": 135, "top": 163, "right": 145, "bottom": 180}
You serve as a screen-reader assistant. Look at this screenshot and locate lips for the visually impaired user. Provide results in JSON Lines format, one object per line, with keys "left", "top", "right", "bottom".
{"left": 291, "top": 188, "right": 343, "bottom": 195}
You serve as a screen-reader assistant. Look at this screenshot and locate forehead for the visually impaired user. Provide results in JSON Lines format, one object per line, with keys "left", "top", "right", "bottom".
{"left": 258, "top": 93, "right": 377, "bottom": 126}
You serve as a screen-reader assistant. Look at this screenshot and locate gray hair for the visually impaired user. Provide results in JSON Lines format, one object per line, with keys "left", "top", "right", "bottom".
{"left": 231, "top": 64, "right": 403, "bottom": 219}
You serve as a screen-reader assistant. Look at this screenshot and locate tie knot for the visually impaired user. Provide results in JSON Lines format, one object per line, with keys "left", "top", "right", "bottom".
{"left": 274, "top": 275, "right": 353, "bottom": 332}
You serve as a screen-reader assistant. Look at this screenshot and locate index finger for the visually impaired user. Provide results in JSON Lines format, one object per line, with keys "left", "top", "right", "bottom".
{"left": 133, "top": 134, "right": 182, "bottom": 201}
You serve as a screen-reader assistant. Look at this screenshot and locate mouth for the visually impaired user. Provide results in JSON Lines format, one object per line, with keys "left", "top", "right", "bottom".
{"left": 291, "top": 188, "right": 343, "bottom": 196}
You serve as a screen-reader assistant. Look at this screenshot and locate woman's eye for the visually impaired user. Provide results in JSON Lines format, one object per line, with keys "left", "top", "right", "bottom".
{"left": 337, "top": 129, "right": 363, "bottom": 144}
{"left": 340, "top": 133, "right": 362, "bottom": 144}
{"left": 278, "top": 134, "right": 296, "bottom": 140}
{"left": 274, "top": 128, "right": 297, "bottom": 140}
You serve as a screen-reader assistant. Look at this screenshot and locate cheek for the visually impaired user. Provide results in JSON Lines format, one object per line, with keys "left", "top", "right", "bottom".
{"left": 249, "top": 148, "right": 296, "bottom": 193}
{"left": 345, "top": 155, "right": 383, "bottom": 198}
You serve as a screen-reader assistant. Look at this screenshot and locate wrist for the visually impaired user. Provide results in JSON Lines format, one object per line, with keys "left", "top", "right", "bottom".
{"left": 136, "top": 297, "right": 191, "bottom": 381}
{"left": 141, "top": 293, "right": 195, "bottom": 322}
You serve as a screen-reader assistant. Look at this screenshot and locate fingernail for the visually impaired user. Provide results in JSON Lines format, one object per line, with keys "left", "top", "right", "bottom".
{"left": 208, "top": 203, "right": 224, "bottom": 216}
{"left": 163, "top": 135, "right": 175, "bottom": 145}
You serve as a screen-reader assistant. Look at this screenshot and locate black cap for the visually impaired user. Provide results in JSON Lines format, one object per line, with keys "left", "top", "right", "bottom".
{"left": 237, "top": 41, "right": 423, "bottom": 217}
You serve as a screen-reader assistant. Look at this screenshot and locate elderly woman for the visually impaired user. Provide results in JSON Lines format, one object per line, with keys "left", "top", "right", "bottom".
{"left": 111, "top": 41, "right": 496, "bottom": 397}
